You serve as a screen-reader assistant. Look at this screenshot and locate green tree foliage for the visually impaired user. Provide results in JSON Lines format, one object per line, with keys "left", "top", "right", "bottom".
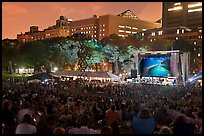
{"left": 2, "top": 39, "right": 20, "bottom": 72}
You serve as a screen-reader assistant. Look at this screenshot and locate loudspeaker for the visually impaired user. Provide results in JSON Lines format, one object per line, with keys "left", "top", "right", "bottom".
{"left": 131, "top": 69, "right": 137, "bottom": 78}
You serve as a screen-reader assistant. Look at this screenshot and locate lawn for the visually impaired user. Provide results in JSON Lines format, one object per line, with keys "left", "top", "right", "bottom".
{"left": 2, "top": 73, "right": 33, "bottom": 80}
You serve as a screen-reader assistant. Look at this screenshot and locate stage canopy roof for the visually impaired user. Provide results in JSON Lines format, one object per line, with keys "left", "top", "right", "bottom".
{"left": 53, "top": 70, "right": 119, "bottom": 79}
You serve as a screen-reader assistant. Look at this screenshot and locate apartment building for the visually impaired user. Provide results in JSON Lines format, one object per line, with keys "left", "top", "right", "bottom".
{"left": 17, "top": 16, "right": 71, "bottom": 43}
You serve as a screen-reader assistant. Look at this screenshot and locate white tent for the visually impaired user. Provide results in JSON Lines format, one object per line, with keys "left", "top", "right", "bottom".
{"left": 27, "top": 79, "right": 41, "bottom": 84}
{"left": 53, "top": 70, "right": 119, "bottom": 81}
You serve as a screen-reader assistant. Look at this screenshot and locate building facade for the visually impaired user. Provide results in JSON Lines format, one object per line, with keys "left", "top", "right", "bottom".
{"left": 139, "top": 2, "right": 202, "bottom": 44}
{"left": 162, "top": 2, "right": 202, "bottom": 31}
{"left": 17, "top": 16, "right": 71, "bottom": 43}
{"left": 17, "top": 10, "right": 161, "bottom": 43}
{"left": 70, "top": 10, "right": 161, "bottom": 40}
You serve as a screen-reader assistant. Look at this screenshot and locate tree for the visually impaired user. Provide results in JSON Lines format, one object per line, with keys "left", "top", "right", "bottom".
{"left": 86, "top": 50, "right": 106, "bottom": 71}
{"left": 57, "top": 40, "right": 81, "bottom": 69}
{"left": 2, "top": 39, "right": 20, "bottom": 72}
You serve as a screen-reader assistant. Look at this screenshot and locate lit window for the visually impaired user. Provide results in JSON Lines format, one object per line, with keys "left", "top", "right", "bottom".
{"left": 103, "top": 24, "right": 105, "bottom": 27}
{"left": 188, "top": 8, "right": 202, "bottom": 12}
{"left": 118, "top": 34, "right": 124, "bottom": 37}
{"left": 119, "top": 25, "right": 125, "bottom": 28}
{"left": 31, "top": 37, "right": 33, "bottom": 39}
{"left": 89, "top": 27, "right": 91, "bottom": 29}
{"left": 126, "top": 26, "right": 131, "bottom": 29}
{"left": 142, "top": 29, "right": 147, "bottom": 31}
{"left": 132, "top": 27, "right": 138, "bottom": 30}
{"left": 94, "top": 31, "right": 96, "bottom": 33}
{"left": 168, "top": 6, "right": 183, "bottom": 11}
{"left": 100, "top": 30, "right": 102, "bottom": 31}
{"left": 188, "top": 2, "right": 202, "bottom": 8}
{"left": 94, "top": 35, "right": 96, "bottom": 37}
{"left": 201, "top": 36, "right": 202, "bottom": 38}
{"left": 198, "top": 53, "right": 200, "bottom": 57}
{"left": 132, "top": 32, "right": 137, "bottom": 34}
{"left": 194, "top": 42, "right": 197, "bottom": 45}
{"left": 126, "top": 31, "right": 131, "bottom": 33}
{"left": 100, "top": 34, "right": 101, "bottom": 36}
{"left": 81, "top": 28, "right": 83, "bottom": 30}
{"left": 89, "top": 31, "right": 90, "bottom": 33}
{"left": 86, "top": 32, "right": 88, "bottom": 34}
{"left": 150, "top": 39, "right": 153, "bottom": 42}
{"left": 119, "top": 30, "right": 124, "bottom": 32}
{"left": 177, "top": 29, "right": 179, "bottom": 34}
{"left": 174, "top": 2, "right": 181, "bottom": 6}
{"left": 151, "top": 32, "right": 156, "bottom": 36}
{"left": 86, "top": 27, "right": 88, "bottom": 29}
{"left": 92, "top": 26, "right": 93, "bottom": 28}
{"left": 103, "top": 29, "right": 105, "bottom": 31}
{"left": 182, "top": 29, "right": 184, "bottom": 33}
{"left": 95, "top": 26, "right": 97, "bottom": 28}
{"left": 91, "top": 35, "right": 93, "bottom": 37}
{"left": 176, "top": 37, "right": 178, "bottom": 40}
{"left": 142, "top": 33, "right": 144, "bottom": 36}
{"left": 103, "top": 34, "right": 105, "bottom": 36}
{"left": 199, "top": 30, "right": 202, "bottom": 33}
{"left": 158, "top": 31, "right": 163, "bottom": 35}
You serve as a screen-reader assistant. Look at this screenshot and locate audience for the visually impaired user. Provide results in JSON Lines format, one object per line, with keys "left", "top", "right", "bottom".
{"left": 68, "top": 114, "right": 100, "bottom": 134}
{"left": 2, "top": 78, "right": 202, "bottom": 134}
{"left": 15, "top": 114, "right": 36, "bottom": 134}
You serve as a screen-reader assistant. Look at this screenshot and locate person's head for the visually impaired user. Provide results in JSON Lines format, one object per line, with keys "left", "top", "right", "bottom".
{"left": 2, "top": 100, "right": 11, "bottom": 111}
{"left": 79, "top": 114, "right": 90, "bottom": 126}
{"left": 53, "top": 127, "right": 66, "bottom": 134}
{"left": 22, "top": 114, "right": 33, "bottom": 124}
{"left": 101, "top": 126, "right": 113, "bottom": 134}
{"left": 137, "top": 108, "right": 152, "bottom": 119}
{"left": 158, "top": 126, "right": 173, "bottom": 134}
{"left": 175, "top": 114, "right": 188, "bottom": 123}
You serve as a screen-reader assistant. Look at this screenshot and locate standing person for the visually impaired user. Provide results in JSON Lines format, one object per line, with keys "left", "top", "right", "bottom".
{"left": 2, "top": 100, "right": 16, "bottom": 134}
{"left": 131, "top": 108, "right": 156, "bottom": 134}
{"left": 15, "top": 114, "right": 36, "bottom": 134}
{"left": 105, "top": 104, "right": 121, "bottom": 126}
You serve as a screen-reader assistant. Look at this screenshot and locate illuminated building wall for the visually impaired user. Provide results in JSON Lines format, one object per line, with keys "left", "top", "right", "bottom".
{"left": 70, "top": 10, "right": 161, "bottom": 40}
{"left": 69, "top": 15, "right": 99, "bottom": 40}
{"left": 17, "top": 16, "right": 71, "bottom": 43}
{"left": 162, "top": 2, "right": 202, "bottom": 31}
{"left": 142, "top": 26, "right": 202, "bottom": 43}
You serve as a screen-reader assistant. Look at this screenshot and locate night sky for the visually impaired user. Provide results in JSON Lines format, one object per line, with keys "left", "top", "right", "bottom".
{"left": 2, "top": 2, "right": 162, "bottom": 39}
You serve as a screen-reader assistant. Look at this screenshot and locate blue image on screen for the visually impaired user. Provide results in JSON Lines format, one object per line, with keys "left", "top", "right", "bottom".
{"left": 143, "top": 57, "right": 170, "bottom": 77}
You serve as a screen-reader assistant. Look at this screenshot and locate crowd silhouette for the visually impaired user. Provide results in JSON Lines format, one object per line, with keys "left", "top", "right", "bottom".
{"left": 2, "top": 78, "right": 202, "bottom": 134}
